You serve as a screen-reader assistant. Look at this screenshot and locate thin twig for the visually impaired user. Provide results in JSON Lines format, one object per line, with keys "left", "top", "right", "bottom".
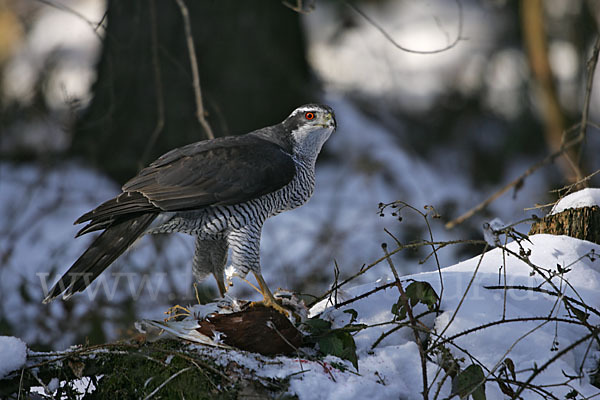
{"left": 143, "top": 367, "right": 192, "bottom": 400}
{"left": 371, "top": 310, "right": 437, "bottom": 350}
{"left": 309, "top": 238, "right": 485, "bottom": 308}
{"left": 188, "top": 358, "right": 221, "bottom": 392}
{"left": 501, "top": 234, "right": 508, "bottom": 319}
{"left": 483, "top": 285, "right": 600, "bottom": 319}
{"left": 35, "top": 0, "right": 105, "bottom": 39}
{"left": 333, "top": 282, "right": 396, "bottom": 309}
{"left": 151, "top": 348, "right": 232, "bottom": 383}
{"left": 577, "top": 335, "right": 596, "bottom": 377}
{"left": 344, "top": 0, "right": 464, "bottom": 54}
{"left": 552, "top": 168, "right": 600, "bottom": 200}
{"left": 445, "top": 125, "right": 583, "bottom": 229}
{"left": 17, "top": 368, "right": 25, "bottom": 400}
{"left": 431, "top": 243, "right": 489, "bottom": 349}
{"left": 407, "top": 203, "right": 445, "bottom": 300}
{"left": 510, "top": 329, "right": 599, "bottom": 399}
{"left": 576, "top": 35, "right": 600, "bottom": 171}
{"left": 371, "top": 324, "right": 403, "bottom": 350}
{"left": 174, "top": 0, "right": 215, "bottom": 140}
{"left": 430, "top": 316, "right": 591, "bottom": 352}
{"left": 382, "top": 244, "right": 429, "bottom": 400}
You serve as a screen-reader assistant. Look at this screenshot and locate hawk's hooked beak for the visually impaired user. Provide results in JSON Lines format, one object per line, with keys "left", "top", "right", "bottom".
{"left": 324, "top": 111, "right": 336, "bottom": 130}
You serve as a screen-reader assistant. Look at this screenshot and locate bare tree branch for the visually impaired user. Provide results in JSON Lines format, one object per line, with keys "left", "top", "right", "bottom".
{"left": 35, "top": 0, "right": 106, "bottom": 39}
{"left": 174, "top": 0, "right": 215, "bottom": 140}
{"left": 446, "top": 34, "right": 600, "bottom": 230}
{"left": 344, "top": 0, "right": 464, "bottom": 55}
{"left": 576, "top": 35, "right": 600, "bottom": 172}
{"left": 510, "top": 329, "right": 598, "bottom": 400}
{"left": 143, "top": 367, "right": 192, "bottom": 400}
{"left": 521, "top": 0, "right": 583, "bottom": 182}
{"left": 445, "top": 125, "right": 584, "bottom": 229}
{"left": 282, "top": 0, "right": 315, "bottom": 14}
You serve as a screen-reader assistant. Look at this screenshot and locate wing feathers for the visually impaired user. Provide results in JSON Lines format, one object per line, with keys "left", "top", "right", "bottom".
{"left": 123, "top": 135, "right": 296, "bottom": 210}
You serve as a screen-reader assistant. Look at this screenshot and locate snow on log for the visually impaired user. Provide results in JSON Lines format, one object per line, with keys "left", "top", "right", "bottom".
{"left": 529, "top": 188, "right": 600, "bottom": 244}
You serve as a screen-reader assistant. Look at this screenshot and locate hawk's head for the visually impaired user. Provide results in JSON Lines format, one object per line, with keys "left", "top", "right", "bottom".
{"left": 284, "top": 104, "right": 336, "bottom": 158}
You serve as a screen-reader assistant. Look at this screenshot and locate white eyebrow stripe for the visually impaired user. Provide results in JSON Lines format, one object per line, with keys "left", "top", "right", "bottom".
{"left": 291, "top": 105, "right": 322, "bottom": 116}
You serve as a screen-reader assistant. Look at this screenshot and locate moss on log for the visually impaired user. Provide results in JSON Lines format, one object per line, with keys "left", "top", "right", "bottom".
{"left": 0, "top": 339, "right": 295, "bottom": 399}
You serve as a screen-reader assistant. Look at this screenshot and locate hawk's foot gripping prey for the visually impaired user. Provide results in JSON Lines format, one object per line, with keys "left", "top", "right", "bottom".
{"left": 43, "top": 104, "right": 337, "bottom": 314}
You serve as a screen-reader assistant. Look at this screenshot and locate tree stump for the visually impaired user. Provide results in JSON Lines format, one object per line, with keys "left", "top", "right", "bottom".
{"left": 529, "top": 205, "right": 600, "bottom": 245}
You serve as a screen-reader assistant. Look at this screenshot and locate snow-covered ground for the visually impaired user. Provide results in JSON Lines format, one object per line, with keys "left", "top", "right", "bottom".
{"left": 303, "top": 235, "right": 599, "bottom": 399}
{"left": 4, "top": 233, "right": 598, "bottom": 399}
{"left": 149, "top": 233, "right": 600, "bottom": 399}
{"left": 0, "top": 336, "right": 26, "bottom": 379}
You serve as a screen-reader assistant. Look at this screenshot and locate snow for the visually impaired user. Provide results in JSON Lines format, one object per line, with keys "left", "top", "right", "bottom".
{"left": 551, "top": 188, "right": 600, "bottom": 215}
{"left": 2, "top": 229, "right": 599, "bottom": 397}
{"left": 302, "top": 234, "right": 600, "bottom": 399}
{"left": 30, "top": 376, "right": 99, "bottom": 397}
{"left": 0, "top": 336, "right": 27, "bottom": 379}
{"left": 143, "top": 233, "right": 600, "bottom": 399}
{"left": 482, "top": 217, "right": 506, "bottom": 247}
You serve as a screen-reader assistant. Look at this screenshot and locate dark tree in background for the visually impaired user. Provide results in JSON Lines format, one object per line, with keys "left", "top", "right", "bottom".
{"left": 72, "top": 0, "right": 315, "bottom": 183}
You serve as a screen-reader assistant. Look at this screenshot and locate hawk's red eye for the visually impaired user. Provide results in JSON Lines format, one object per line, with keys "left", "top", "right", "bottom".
{"left": 305, "top": 112, "right": 315, "bottom": 120}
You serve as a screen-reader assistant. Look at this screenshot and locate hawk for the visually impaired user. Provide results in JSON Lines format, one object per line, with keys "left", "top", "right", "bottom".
{"left": 43, "top": 104, "right": 336, "bottom": 314}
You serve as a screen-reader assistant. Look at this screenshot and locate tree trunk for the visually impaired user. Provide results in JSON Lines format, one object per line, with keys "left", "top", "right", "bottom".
{"left": 529, "top": 206, "right": 600, "bottom": 245}
{"left": 71, "top": 0, "right": 315, "bottom": 183}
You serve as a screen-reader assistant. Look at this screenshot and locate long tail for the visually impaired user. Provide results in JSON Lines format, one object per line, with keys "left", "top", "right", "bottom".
{"left": 43, "top": 213, "right": 157, "bottom": 303}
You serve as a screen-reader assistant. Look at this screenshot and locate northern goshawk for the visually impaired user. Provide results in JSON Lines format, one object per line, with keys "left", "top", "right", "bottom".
{"left": 43, "top": 104, "right": 336, "bottom": 313}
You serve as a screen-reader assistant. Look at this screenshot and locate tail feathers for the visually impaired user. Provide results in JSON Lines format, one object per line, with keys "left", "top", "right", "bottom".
{"left": 76, "top": 219, "right": 112, "bottom": 237}
{"left": 43, "top": 213, "right": 157, "bottom": 304}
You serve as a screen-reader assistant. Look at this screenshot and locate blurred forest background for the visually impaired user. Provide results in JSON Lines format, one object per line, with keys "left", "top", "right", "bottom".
{"left": 0, "top": 0, "right": 599, "bottom": 351}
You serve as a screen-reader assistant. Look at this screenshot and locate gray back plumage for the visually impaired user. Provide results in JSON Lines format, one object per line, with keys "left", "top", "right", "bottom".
{"left": 123, "top": 135, "right": 296, "bottom": 210}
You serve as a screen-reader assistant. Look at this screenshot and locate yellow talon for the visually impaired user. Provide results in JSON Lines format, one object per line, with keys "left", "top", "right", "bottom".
{"left": 249, "top": 298, "right": 290, "bottom": 317}
{"left": 193, "top": 282, "right": 201, "bottom": 305}
{"left": 250, "top": 271, "right": 291, "bottom": 317}
{"left": 241, "top": 277, "right": 263, "bottom": 296}
{"left": 164, "top": 304, "right": 192, "bottom": 321}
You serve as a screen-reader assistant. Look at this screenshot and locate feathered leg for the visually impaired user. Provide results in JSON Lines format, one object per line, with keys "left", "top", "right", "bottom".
{"left": 193, "top": 236, "right": 229, "bottom": 297}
